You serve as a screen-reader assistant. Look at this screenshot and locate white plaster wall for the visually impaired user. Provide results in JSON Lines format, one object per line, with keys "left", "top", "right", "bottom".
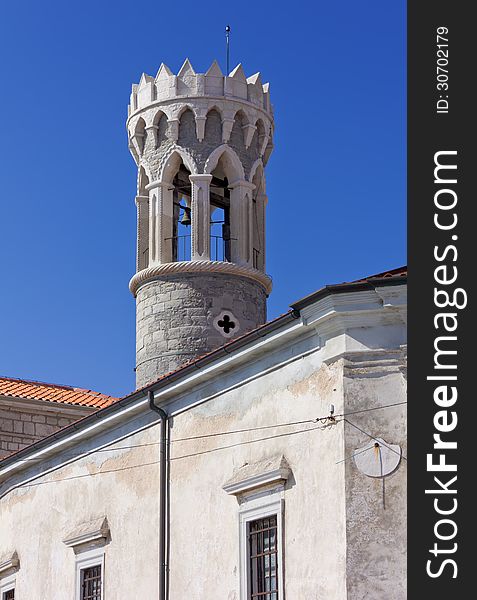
{"left": 0, "top": 312, "right": 406, "bottom": 600}
{"left": 164, "top": 347, "right": 347, "bottom": 600}
{"left": 0, "top": 426, "right": 161, "bottom": 599}
{"left": 343, "top": 347, "right": 407, "bottom": 600}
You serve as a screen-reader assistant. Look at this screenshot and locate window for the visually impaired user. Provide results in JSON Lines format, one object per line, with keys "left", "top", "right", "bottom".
{"left": 73, "top": 547, "right": 105, "bottom": 600}
{"left": 63, "top": 517, "right": 108, "bottom": 600}
{"left": 0, "top": 576, "right": 15, "bottom": 600}
{"left": 239, "top": 498, "right": 285, "bottom": 600}
{"left": 80, "top": 565, "right": 102, "bottom": 600}
{"left": 248, "top": 515, "right": 279, "bottom": 599}
{"left": 223, "top": 454, "right": 289, "bottom": 600}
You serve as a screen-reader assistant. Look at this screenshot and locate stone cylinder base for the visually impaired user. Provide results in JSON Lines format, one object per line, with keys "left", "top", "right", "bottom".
{"left": 135, "top": 272, "right": 267, "bottom": 389}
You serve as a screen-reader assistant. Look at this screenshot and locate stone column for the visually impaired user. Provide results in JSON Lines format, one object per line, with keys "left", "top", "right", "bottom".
{"left": 189, "top": 174, "right": 213, "bottom": 261}
{"left": 135, "top": 195, "right": 149, "bottom": 271}
{"left": 147, "top": 181, "right": 174, "bottom": 265}
{"left": 229, "top": 180, "right": 255, "bottom": 267}
{"left": 255, "top": 192, "right": 267, "bottom": 271}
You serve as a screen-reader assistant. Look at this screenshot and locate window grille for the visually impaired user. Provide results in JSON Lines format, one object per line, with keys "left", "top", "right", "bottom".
{"left": 248, "top": 515, "right": 279, "bottom": 600}
{"left": 80, "top": 565, "right": 102, "bottom": 600}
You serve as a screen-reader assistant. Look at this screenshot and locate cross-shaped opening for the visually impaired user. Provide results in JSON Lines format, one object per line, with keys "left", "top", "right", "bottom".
{"left": 217, "top": 314, "right": 236, "bottom": 334}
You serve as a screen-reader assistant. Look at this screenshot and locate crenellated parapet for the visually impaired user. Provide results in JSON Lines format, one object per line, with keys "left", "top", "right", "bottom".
{"left": 126, "top": 59, "right": 274, "bottom": 176}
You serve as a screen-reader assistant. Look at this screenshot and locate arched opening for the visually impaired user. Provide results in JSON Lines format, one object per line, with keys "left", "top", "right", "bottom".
{"left": 134, "top": 117, "right": 146, "bottom": 155}
{"left": 255, "top": 118, "right": 266, "bottom": 157}
{"left": 178, "top": 108, "right": 196, "bottom": 145}
{"left": 171, "top": 163, "right": 192, "bottom": 261}
{"left": 204, "top": 109, "right": 222, "bottom": 145}
{"left": 251, "top": 162, "right": 266, "bottom": 271}
{"left": 153, "top": 110, "right": 168, "bottom": 149}
{"left": 208, "top": 148, "right": 244, "bottom": 262}
{"left": 230, "top": 110, "right": 247, "bottom": 149}
{"left": 160, "top": 151, "right": 195, "bottom": 263}
{"left": 137, "top": 166, "right": 150, "bottom": 270}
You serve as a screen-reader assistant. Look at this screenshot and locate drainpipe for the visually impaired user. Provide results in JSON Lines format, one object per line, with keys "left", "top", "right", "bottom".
{"left": 148, "top": 390, "right": 168, "bottom": 600}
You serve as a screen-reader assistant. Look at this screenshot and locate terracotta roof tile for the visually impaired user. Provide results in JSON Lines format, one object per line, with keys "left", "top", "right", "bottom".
{"left": 350, "top": 266, "right": 407, "bottom": 283}
{"left": 0, "top": 376, "right": 118, "bottom": 408}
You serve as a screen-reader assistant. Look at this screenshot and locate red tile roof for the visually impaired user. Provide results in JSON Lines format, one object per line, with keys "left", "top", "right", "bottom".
{"left": 0, "top": 376, "right": 118, "bottom": 408}
{"left": 351, "top": 266, "right": 407, "bottom": 283}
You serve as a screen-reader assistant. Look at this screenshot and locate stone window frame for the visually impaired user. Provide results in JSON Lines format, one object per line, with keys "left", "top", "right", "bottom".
{"left": 0, "top": 551, "right": 19, "bottom": 599}
{"left": 222, "top": 455, "right": 290, "bottom": 600}
{"left": 63, "top": 517, "right": 109, "bottom": 600}
{"left": 75, "top": 547, "right": 105, "bottom": 600}
{"left": 0, "top": 573, "right": 16, "bottom": 599}
{"left": 238, "top": 490, "right": 285, "bottom": 600}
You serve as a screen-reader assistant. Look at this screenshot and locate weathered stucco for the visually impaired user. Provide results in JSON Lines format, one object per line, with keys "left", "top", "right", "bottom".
{"left": 0, "top": 285, "right": 407, "bottom": 599}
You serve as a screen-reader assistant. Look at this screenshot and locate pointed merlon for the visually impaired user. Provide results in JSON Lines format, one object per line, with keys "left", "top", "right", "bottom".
{"left": 262, "top": 82, "right": 270, "bottom": 93}
{"left": 178, "top": 58, "right": 196, "bottom": 78}
{"left": 138, "top": 73, "right": 154, "bottom": 88}
{"left": 229, "top": 63, "right": 247, "bottom": 81}
{"left": 156, "top": 63, "right": 173, "bottom": 80}
{"left": 206, "top": 59, "right": 223, "bottom": 77}
{"left": 247, "top": 72, "right": 262, "bottom": 86}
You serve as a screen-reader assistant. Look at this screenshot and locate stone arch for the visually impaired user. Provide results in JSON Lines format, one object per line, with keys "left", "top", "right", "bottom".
{"left": 206, "top": 104, "right": 224, "bottom": 120}
{"left": 250, "top": 160, "right": 265, "bottom": 271}
{"left": 152, "top": 110, "right": 168, "bottom": 148}
{"left": 249, "top": 158, "right": 264, "bottom": 185}
{"left": 229, "top": 109, "right": 248, "bottom": 151}
{"left": 160, "top": 147, "right": 198, "bottom": 184}
{"left": 138, "top": 164, "right": 151, "bottom": 195}
{"left": 232, "top": 107, "right": 250, "bottom": 126}
{"left": 204, "top": 108, "right": 222, "bottom": 145}
{"left": 134, "top": 117, "right": 146, "bottom": 155}
{"left": 178, "top": 108, "right": 197, "bottom": 145}
{"left": 204, "top": 145, "right": 245, "bottom": 182}
{"left": 137, "top": 166, "right": 150, "bottom": 272}
{"left": 255, "top": 118, "right": 268, "bottom": 156}
{"left": 175, "top": 103, "right": 197, "bottom": 121}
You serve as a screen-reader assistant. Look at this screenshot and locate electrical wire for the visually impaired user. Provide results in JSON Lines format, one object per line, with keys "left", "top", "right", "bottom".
{"left": 9, "top": 401, "right": 407, "bottom": 464}
{"left": 13, "top": 400, "right": 407, "bottom": 488}
{"left": 343, "top": 418, "right": 407, "bottom": 460}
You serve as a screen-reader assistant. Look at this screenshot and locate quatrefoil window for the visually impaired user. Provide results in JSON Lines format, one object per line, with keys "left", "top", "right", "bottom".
{"left": 217, "top": 314, "right": 235, "bottom": 334}
{"left": 213, "top": 310, "right": 240, "bottom": 338}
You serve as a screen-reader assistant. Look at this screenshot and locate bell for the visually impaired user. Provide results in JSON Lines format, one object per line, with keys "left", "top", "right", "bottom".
{"left": 180, "top": 206, "right": 191, "bottom": 226}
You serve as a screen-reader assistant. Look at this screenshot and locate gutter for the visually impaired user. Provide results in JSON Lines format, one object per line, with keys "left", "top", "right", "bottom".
{"left": 148, "top": 391, "right": 168, "bottom": 600}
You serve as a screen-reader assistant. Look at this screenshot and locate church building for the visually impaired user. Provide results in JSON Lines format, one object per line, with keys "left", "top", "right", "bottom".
{"left": 0, "top": 59, "right": 407, "bottom": 600}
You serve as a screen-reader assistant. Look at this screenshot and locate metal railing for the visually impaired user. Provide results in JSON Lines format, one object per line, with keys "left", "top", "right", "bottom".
{"left": 164, "top": 235, "right": 235, "bottom": 262}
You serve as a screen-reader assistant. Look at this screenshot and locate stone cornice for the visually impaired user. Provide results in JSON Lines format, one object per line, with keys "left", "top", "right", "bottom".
{"left": 0, "top": 551, "right": 19, "bottom": 575}
{"left": 223, "top": 455, "right": 291, "bottom": 496}
{"left": 129, "top": 261, "right": 273, "bottom": 296}
{"left": 63, "top": 517, "right": 109, "bottom": 549}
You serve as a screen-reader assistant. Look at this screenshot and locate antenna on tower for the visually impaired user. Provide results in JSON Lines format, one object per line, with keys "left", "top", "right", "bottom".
{"left": 225, "top": 25, "right": 231, "bottom": 74}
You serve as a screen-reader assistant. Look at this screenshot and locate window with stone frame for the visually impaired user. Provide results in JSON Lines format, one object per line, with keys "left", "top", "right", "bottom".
{"left": 248, "top": 515, "right": 279, "bottom": 600}
{"left": 80, "top": 564, "right": 102, "bottom": 600}
{"left": 3, "top": 590, "right": 15, "bottom": 600}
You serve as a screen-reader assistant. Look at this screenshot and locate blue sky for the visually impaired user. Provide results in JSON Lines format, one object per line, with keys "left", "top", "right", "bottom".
{"left": 0, "top": 1, "right": 406, "bottom": 397}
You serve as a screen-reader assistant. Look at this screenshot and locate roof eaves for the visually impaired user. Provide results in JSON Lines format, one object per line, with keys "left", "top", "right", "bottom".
{"left": 289, "top": 275, "right": 407, "bottom": 312}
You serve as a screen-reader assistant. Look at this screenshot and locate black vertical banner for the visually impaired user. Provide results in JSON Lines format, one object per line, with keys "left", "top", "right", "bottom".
{"left": 408, "top": 2, "right": 474, "bottom": 597}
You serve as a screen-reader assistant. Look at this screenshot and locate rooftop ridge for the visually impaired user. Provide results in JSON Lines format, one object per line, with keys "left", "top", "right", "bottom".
{"left": 0, "top": 376, "right": 118, "bottom": 408}
{"left": 0, "top": 375, "right": 74, "bottom": 391}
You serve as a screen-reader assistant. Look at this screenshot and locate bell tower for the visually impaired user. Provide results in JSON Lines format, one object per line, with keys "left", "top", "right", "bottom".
{"left": 127, "top": 59, "right": 274, "bottom": 388}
